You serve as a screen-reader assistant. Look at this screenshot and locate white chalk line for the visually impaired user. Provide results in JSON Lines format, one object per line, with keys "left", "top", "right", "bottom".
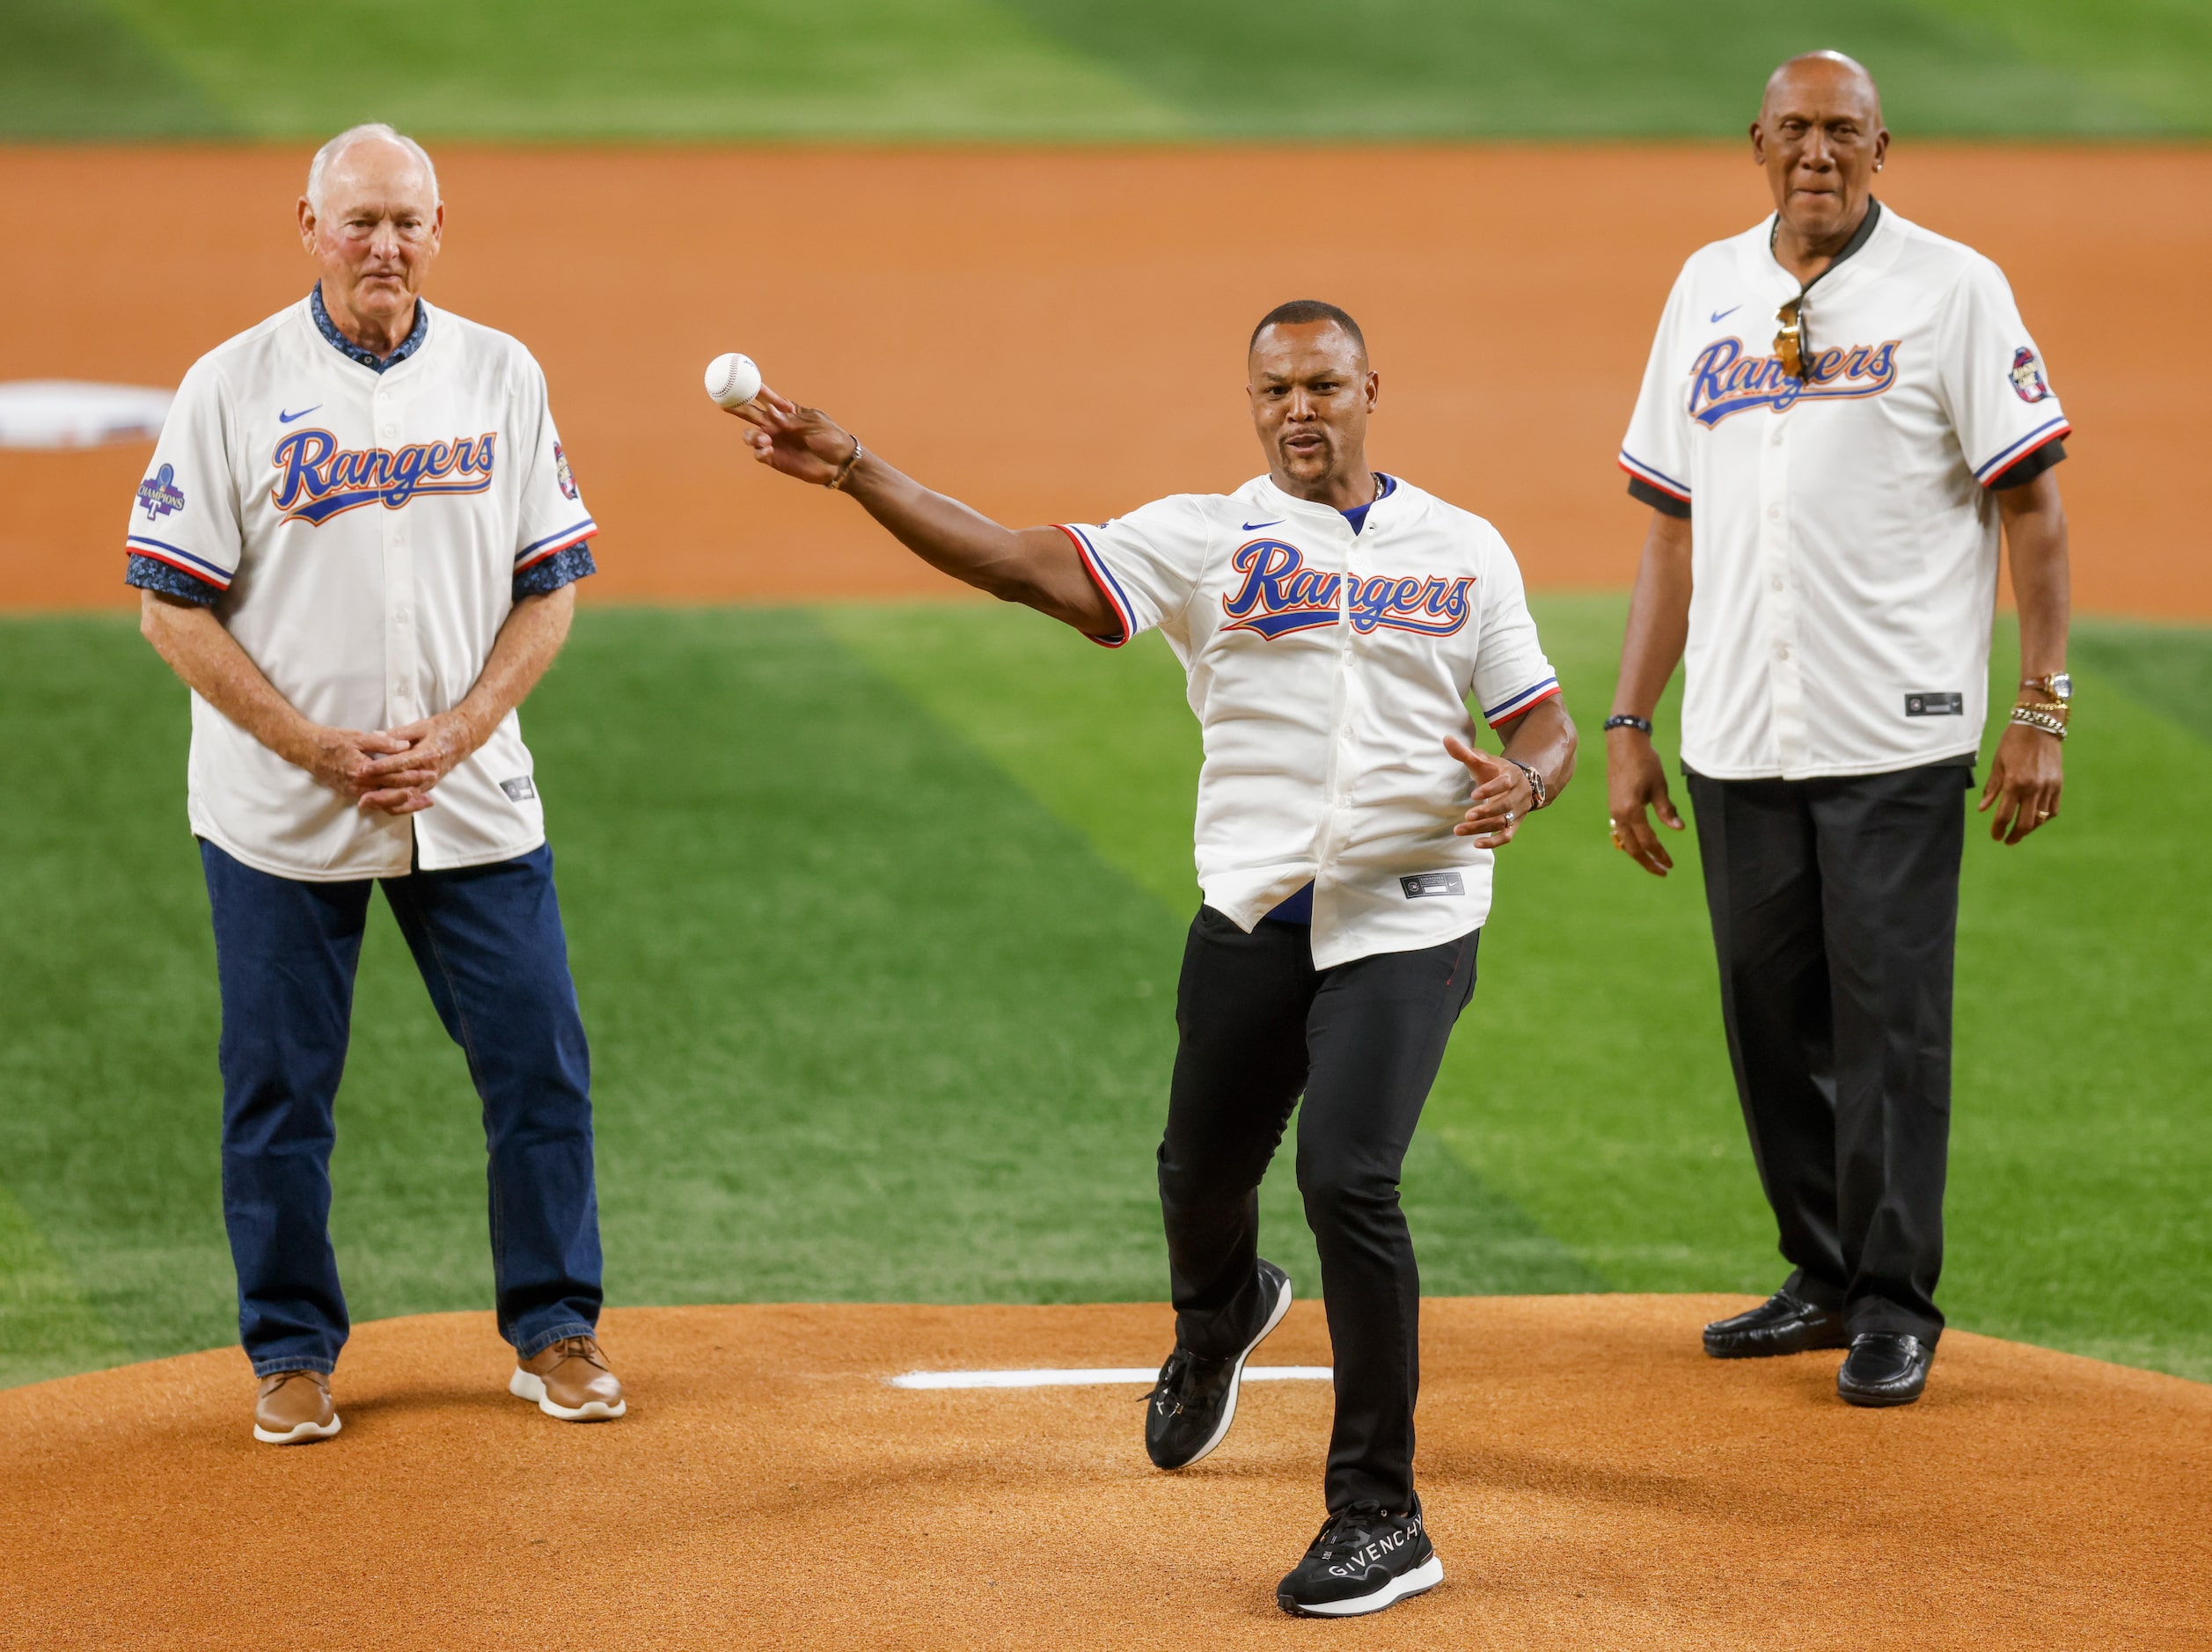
{"left": 889, "top": 1366, "right": 1332, "bottom": 1390}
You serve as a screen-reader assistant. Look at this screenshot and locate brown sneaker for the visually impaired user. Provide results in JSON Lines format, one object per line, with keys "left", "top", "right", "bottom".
{"left": 253, "top": 1369, "right": 341, "bottom": 1445}
{"left": 509, "top": 1334, "right": 626, "bottom": 1421}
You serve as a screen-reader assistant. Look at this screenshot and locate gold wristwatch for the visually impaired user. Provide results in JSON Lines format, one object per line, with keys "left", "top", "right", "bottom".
{"left": 2021, "top": 672, "right": 2072, "bottom": 705}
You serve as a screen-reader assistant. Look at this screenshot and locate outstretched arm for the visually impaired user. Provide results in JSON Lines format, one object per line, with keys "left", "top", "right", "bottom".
{"left": 728, "top": 391, "right": 1119, "bottom": 637}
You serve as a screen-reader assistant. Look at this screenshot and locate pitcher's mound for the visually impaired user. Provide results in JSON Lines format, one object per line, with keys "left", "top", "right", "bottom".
{"left": 5, "top": 1295, "right": 2205, "bottom": 1648}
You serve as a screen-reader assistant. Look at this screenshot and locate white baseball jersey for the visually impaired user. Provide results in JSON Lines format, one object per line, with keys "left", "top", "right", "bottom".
{"left": 126, "top": 294, "right": 597, "bottom": 880}
{"left": 1060, "top": 472, "right": 1559, "bottom": 970}
{"left": 1620, "top": 203, "right": 2069, "bottom": 781}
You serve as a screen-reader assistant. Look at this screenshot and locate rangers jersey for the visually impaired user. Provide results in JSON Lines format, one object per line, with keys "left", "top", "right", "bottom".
{"left": 1621, "top": 202, "right": 2069, "bottom": 781}
{"left": 1060, "top": 472, "right": 1559, "bottom": 969}
{"left": 126, "top": 292, "right": 596, "bottom": 880}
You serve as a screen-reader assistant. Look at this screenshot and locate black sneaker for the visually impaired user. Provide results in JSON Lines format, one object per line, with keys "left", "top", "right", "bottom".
{"left": 1143, "top": 1258, "right": 1291, "bottom": 1470}
{"left": 1277, "top": 1496, "right": 1443, "bottom": 1617}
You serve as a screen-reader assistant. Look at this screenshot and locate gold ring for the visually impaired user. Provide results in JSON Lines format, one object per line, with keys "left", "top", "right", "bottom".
{"left": 2037, "top": 809, "right": 2050, "bottom": 821}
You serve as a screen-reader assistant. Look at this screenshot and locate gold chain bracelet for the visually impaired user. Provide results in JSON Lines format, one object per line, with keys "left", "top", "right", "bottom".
{"left": 2010, "top": 704, "right": 2069, "bottom": 740}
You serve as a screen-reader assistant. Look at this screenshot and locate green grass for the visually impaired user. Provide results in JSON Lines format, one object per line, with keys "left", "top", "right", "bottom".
{"left": 3, "top": 602, "right": 2203, "bottom": 1390}
{"left": 4, "top": 0, "right": 2207, "bottom": 139}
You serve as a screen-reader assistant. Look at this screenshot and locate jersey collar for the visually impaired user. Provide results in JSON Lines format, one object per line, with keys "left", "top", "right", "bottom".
{"left": 1765, "top": 196, "right": 1885, "bottom": 298}
{"left": 310, "top": 281, "right": 431, "bottom": 374}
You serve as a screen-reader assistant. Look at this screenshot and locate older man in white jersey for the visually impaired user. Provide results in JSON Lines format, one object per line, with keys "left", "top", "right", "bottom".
{"left": 1607, "top": 53, "right": 2073, "bottom": 1407}
{"left": 130, "top": 125, "right": 622, "bottom": 1444}
{"left": 720, "top": 300, "right": 1576, "bottom": 1618}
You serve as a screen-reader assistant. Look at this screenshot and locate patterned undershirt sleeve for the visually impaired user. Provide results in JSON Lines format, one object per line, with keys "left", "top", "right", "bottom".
{"left": 512, "top": 541, "right": 597, "bottom": 600}
{"left": 125, "top": 552, "right": 223, "bottom": 607}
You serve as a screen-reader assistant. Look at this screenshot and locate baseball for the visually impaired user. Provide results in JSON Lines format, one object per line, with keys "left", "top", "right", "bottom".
{"left": 703, "top": 352, "right": 762, "bottom": 410}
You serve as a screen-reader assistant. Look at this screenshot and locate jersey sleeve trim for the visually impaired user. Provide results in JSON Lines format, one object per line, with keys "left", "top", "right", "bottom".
{"left": 1988, "top": 436, "right": 2067, "bottom": 491}
{"left": 1483, "top": 676, "right": 1561, "bottom": 727}
{"left": 125, "top": 533, "right": 233, "bottom": 590}
{"left": 515, "top": 517, "right": 597, "bottom": 571}
{"left": 1055, "top": 523, "right": 1134, "bottom": 649}
{"left": 125, "top": 552, "right": 223, "bottom": 606}
{"left": 1618, "top": 450, "right": 1690, "bottom": 503}
{"left": 1973, "top": 417, "right": 2070, "bottom": 486}
{"left": 1626, "top": 476, "right": 1692, "bottom": 519}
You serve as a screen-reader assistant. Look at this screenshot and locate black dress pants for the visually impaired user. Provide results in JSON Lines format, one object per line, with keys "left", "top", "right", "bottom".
{"left": 1157, "top": 906, "right": 1479, "bottom": 1513}
{"left": 1687, "top": 762, "right": 1971, "bottom": 1343}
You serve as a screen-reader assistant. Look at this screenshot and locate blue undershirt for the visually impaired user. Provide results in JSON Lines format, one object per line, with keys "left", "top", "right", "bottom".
{"left": 1260, "top": 473, "right": 1395, "bottom": 927}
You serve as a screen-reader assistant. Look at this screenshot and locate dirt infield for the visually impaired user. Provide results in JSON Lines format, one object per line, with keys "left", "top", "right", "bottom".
{"left": 1, "top": 144, "right": 2205, "bottom": 617}
{"left": 3, "top": 1296, "right": 2205, "bottom": 1648}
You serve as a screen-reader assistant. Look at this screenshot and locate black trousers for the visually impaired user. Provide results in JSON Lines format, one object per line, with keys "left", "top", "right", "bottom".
{"left": 1158, "top": 907, "right": 1478, "bottom": 1512}
{"left": 1688, "top": 763, "right": 1971, "bottom": 1343}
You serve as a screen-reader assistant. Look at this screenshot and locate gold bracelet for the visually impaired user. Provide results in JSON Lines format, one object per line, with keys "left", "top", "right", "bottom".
{"left": 826, "top": 438, "right": 864, "bottom": 492}
{"left": 2010, "top": 705, "right": 2069, "bottom": 740}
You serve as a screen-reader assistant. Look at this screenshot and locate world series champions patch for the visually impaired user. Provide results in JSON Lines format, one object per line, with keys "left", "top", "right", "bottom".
{"left": 2009, "top": 347, "right": 2053, "bottom": 403}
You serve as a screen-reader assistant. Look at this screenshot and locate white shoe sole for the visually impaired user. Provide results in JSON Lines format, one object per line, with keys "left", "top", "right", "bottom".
{"left": 253, "top": 1413, "right": 341, "bottom": 1445}
{"left": 509, "top": 1366, "right": 626, "bottom": 1421}
{"left": 1169, "top": 1270, "right": 1293, "bottom": 1471}
{"left": 1285, "top": 1554, "right": 1445, "bottom": 1618}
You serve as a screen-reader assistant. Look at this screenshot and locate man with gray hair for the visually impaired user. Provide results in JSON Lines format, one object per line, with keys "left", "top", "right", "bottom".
{"left": 128, "top": 123, "right": 621, "bottom": 1443}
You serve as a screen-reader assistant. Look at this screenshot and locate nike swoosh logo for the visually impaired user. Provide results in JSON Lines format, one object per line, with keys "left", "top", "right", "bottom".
{"left": 1241, "top": 519, "right": 1284, "bottom": 531}
{"left": 278, "top": 405, "right": 320, "bottom": 423}
{"left": 1709, "top": 305, "right": 1741, "bottom": 324}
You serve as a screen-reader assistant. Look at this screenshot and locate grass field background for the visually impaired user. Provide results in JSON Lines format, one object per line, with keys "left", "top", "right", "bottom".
{"left": 4, "top": 598, "right": 2206, "bottom": 1391}
{"left": 5, "top": 0, "right": 2211, "bottom": 139}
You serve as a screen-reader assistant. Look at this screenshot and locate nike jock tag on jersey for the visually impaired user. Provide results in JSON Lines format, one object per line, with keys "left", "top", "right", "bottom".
{"left": 1904, "top": 692, "right": 1964, "bottom": 717}
{"left": 1400, "top": 871, "right": 1466, "bottom": 900}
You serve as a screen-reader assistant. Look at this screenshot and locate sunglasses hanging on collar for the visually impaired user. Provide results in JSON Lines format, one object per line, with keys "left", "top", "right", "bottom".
{"left": 1774, "top": 294, "right": 1809, "bottom": 381}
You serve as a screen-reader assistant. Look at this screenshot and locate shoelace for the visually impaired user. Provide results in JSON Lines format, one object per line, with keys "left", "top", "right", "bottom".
{"left": 1307, "top": 1502, "right": 1395, "bottom": 1558}
{"left": 1143, "top": 1348, "right": 1230, "bottom": 1417}
{"left": 541, "top": 1334, "right": 608, "bottom": 1371}
{"left": 264, "top": 1369, "right": 324, "bottom": 1394}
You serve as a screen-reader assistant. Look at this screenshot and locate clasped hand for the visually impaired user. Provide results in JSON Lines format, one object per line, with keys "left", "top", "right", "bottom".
{"left": 296, "top": 711, "right": 482, "bottom": 815}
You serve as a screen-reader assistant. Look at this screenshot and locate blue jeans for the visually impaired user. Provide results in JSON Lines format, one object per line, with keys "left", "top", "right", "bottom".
{"left": 201, "top": 839, "right": 602, "bottom": 1376}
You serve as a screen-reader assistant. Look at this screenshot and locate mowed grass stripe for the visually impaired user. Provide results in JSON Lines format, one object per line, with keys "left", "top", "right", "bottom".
{"left": 11, "top": 0, "right": 2206, "bottom": 138}
{"left": 834, "top": 597, "right": 2212, "bottom": 1382}
{"left": 0, "top": 605, "right": 1586, "bottom": 1389}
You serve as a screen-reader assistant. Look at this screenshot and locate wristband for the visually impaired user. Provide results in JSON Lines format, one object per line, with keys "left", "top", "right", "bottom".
{"left": 1602, "top": 714, "right": 1653, "bottom": 735}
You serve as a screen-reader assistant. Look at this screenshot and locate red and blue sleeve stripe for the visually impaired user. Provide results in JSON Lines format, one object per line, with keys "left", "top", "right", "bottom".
{"left": 125, "top": 533, "right": 233, "bottom": 590}
{"left": 1055, "top": 523, "right": 1135, "bottom": 649}
{"left": 1973, "top": 417, "right": 2070, "bottom": 486}
{"left": 515, "top": 517, "right": 597, "bottom": 572}
{"left": 1483, "top": 675, "right": 1562, "bottom": 727}
{"left": 1616, "top": 450, "right": 1690, "bottom": 504}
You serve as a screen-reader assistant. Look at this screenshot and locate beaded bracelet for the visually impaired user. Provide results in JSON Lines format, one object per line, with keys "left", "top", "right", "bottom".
{"left": 1602, "top": 714, "right": 1654, "bottom": 735}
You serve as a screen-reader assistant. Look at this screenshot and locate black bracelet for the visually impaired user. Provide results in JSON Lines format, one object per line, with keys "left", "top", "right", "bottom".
{"left": 1603, "top": 714, "right": 1654, "bottom": 735}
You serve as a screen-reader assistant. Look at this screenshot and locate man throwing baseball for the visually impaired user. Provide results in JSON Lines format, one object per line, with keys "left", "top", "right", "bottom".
{"left": 129, "top": 124, "right": 621, "bottom": 1443}
{"left": 1608, "top": 53, "right": 2073, "bottom": 1406}
{"left": 720, "top": 300, "right": 1575, "bottom": 1617}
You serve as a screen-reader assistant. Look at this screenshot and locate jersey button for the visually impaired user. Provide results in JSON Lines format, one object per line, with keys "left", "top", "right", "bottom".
{"left": 1765, "top": 502, "right": 1782, "bottom": 521}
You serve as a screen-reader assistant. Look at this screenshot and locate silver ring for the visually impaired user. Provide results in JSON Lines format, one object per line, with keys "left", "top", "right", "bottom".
{"left": 1504, "top": 810, "right": 1514, "bottom": 825}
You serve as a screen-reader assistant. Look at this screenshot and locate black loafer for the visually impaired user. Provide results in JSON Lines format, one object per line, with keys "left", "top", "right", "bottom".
{"left": 1837, "top": 1334, "right": 1933, "bottom": 1407}
{"left": 1703, "top": 1290, "right": 1849, "bottom": 1358}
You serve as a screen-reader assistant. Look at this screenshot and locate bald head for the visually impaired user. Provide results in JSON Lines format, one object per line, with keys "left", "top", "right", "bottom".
{"left": 1762, "top": 51, "right": 1881, "bottom": 125}
{"left": 1752, "top": 50, "right": 1890, "bottom": 253}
